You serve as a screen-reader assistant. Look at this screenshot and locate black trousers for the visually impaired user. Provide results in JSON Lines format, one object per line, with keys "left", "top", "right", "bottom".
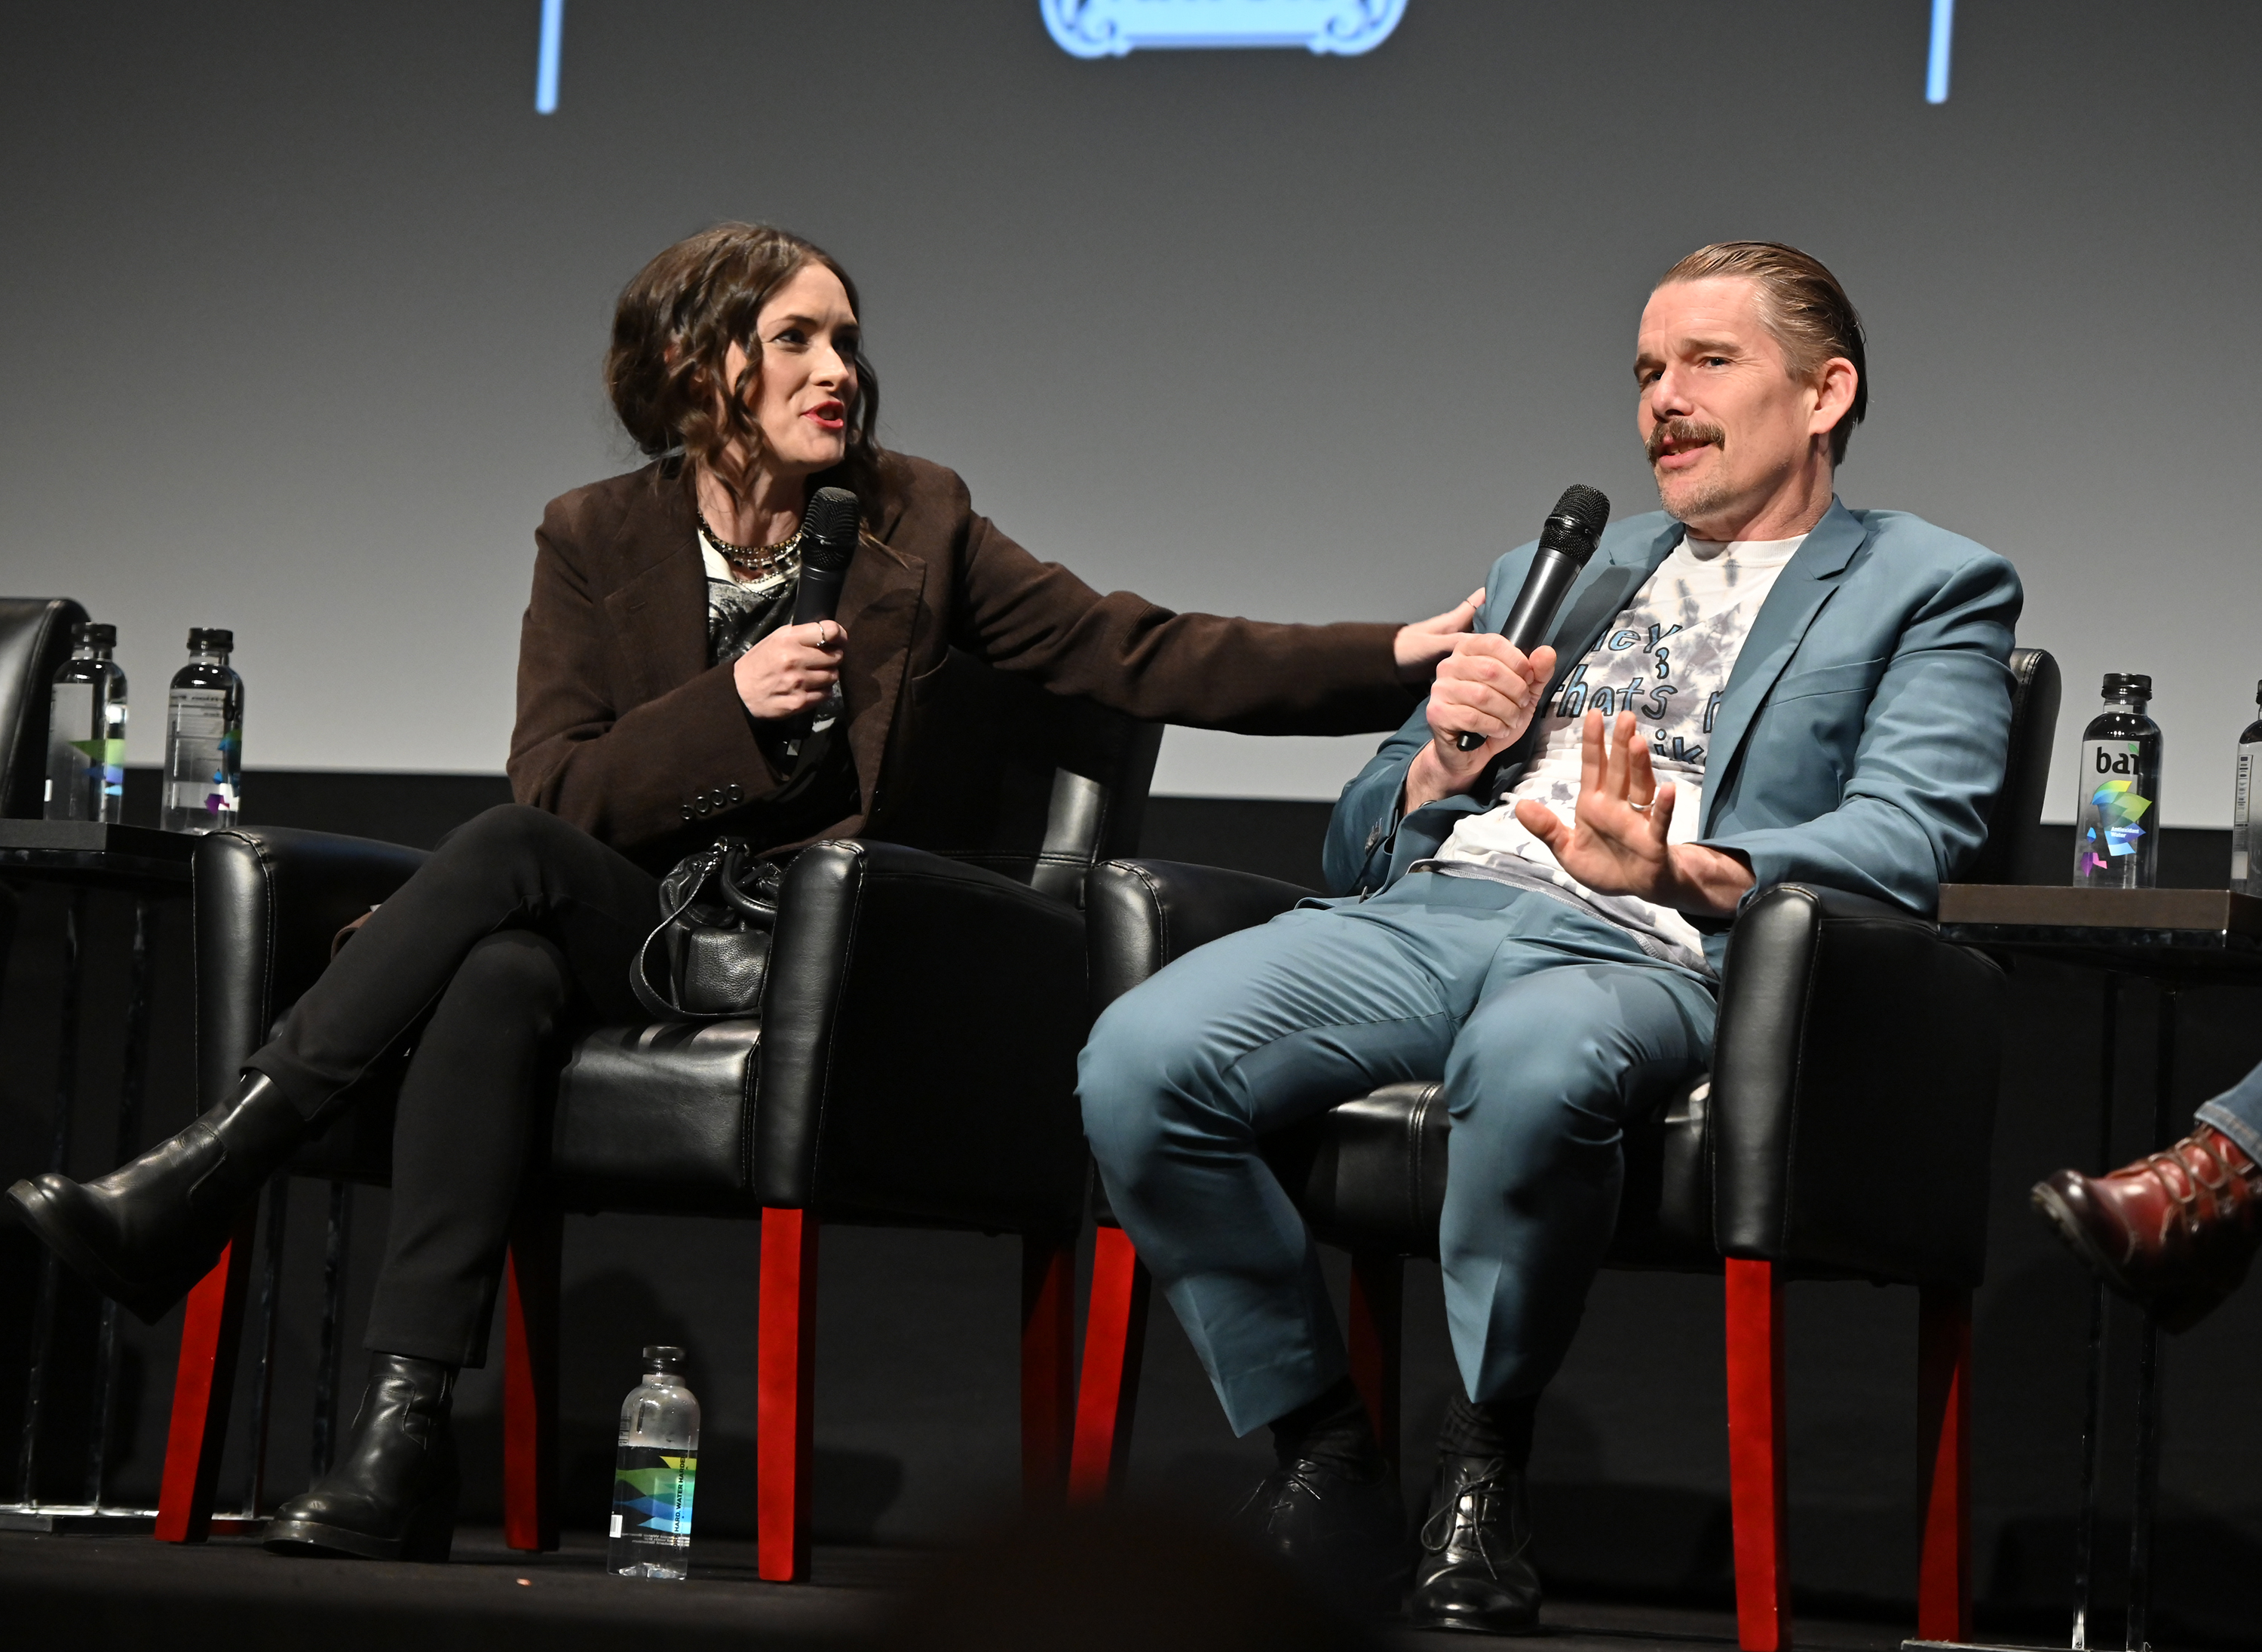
{"left": 247, "top": 805, "right": 658, "bottom": 1366}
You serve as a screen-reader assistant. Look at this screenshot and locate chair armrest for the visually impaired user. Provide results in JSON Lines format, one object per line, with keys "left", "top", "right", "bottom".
{"left": 755, "top": 840, "right": 1091, "bottom": 1231}
{"left": 1086, "top": 858, "right": 1317, "bottom": 1016}
{"left": 1709, "top": 882, "right": 2006, "bottom": 1286}
{"left": 193, "top": 825, "right": 429, "bottom": 1109}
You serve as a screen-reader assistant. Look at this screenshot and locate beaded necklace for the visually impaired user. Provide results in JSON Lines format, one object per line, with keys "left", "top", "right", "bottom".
{"left": 697, "top": 508, "right": 805, "bottom": 582}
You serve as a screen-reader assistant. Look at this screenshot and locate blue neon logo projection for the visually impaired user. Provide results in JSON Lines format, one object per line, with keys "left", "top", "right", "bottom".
{"left": 1927, "top": 0, "right": 1955, "bottom": 104}
{"left": 535, "top": 0, "right": 562, "bottom": 115}
{"left": 1042, "top": 0, "right": 1407, "bottom": 58}
{"left": 528, "top": 3, "right": 1956, "bottom": 112}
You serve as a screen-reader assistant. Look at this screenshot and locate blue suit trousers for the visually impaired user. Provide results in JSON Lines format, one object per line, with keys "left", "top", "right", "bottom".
{"left": 2197, "top": 1062, "right": 2262, "bottom": 1164}
{"left": 1079, "top": 870, "right": 1718, "bottom": 1437}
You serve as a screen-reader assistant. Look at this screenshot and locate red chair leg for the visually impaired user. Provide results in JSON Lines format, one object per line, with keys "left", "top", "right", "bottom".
{"left": 1917, "top": 1283, "right": 1974, "bottom": 1643}
{"left": 759, "top": 1206, "right": 820, "bottom": 1582}
{"left": 502, "top": 1202, "right": 562, "bottom": 1553}
{"left": 1020, "top": 1231, "right": 1076, "bottom": 1512}
{"left": 155, "top": 1208, "right": 259, "bottom": 1543}
{"left": 1724, "top": 1258, "right": 1793, "bottom": 1652}
{"left": 1347, "top": 1250, "right": 1404, "bottom": 1472}
{"left": 1067, "top": 1225, "right": 1148, "bottom": 1505}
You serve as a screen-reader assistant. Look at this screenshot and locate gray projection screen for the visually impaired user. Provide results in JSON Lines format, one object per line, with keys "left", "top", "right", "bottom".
{"left": 2, "top": 4, "right": 2254, "bottom": 822}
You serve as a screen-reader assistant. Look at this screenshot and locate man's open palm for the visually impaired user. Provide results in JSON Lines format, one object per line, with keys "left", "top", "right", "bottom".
{"left": 1515, "top": 711, "right": 1679, "bottom": 897}
{"left": 1514, "top": 710, "right": 1755, "bottom": 916}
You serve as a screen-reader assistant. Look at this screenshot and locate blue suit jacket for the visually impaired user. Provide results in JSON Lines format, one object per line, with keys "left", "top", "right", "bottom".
{"left": 1322, "top": 500, "right": 2024, "bottom": 971}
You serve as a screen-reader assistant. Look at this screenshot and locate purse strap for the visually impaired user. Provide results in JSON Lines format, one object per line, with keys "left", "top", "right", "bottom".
{"left": 630, "top": 841, "right": 785, "bottom": 1022}
{"left": 630, "top": 871, "right": 720, "bottom": 1021}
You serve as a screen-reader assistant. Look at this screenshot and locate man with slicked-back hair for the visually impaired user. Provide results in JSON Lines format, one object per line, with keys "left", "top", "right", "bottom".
{"left": 1081, "top": 243, "right": 2024, "bottom": 1631}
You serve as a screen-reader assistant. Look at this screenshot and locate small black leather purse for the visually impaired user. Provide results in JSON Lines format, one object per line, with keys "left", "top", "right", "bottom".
{"left": 630, "top": 837, "right": 785, "bottom": 1021}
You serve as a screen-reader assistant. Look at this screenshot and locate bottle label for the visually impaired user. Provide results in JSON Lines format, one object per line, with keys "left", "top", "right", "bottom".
{"left": 48, "top": 681, "right": 91, "bottom": 742}
{"left": 46, "top": 681, "right": 126, "bottom": 814}
{"left": 611, "top": 1447, "right": 697, "bottom": 1543}
{"left": 2236, "top": 746, "right": 2261, "bottom": 885}
{"left": 170, "top": 686, "right": 230, "bottom": 739}
{"left": 2075, "top": 739, "right": 2153, "bottom": 878}
{"left": 167, "top": 688, "right": 241, "bottom": 819}
{"left": 45, "top": 683, "right": 93, "bottom": 817}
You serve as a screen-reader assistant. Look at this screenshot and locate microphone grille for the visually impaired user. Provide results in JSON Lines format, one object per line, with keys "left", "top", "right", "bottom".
{"left": 800, "top": 486, "right": 860, "bottom": 573}
{"left": 1551, "top": 485, "right": 1611, "bottom": 541}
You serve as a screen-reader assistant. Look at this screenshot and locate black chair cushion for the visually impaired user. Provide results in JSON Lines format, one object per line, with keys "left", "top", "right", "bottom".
{"left": 1263, "top": 1077, "right": 1718, "bottom": 1272}
{"left": 279, "top": 1019, "right": 766, "bottom": 1210}
{"left": 550, "top": 1020, "right": 762, "bottom": 1215}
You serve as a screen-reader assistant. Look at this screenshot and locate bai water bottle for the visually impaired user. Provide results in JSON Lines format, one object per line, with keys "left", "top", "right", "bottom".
{"left": 2071, "top": 673, "right": 2162, "bottom": 889}
{"left": 44, "top": 621, "right": 127, "bottom": 823}
{"left": 607, "top": 1346, "right": 700, "bottom": 1580}
{"left": 162, "top": 628, "right": 245, "bottom": 832}
{"left": 2233, "top": 680, "right": 2262, "bottom": 894}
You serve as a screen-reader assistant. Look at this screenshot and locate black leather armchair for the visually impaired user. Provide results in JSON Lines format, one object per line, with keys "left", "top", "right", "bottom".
{"left": 1065, "top": 647, "right": 2061, "bottom": 1652}
{"left": 0, "top": 597, "right": 89, "bottom": 820}
{"left": 152, "top": 649, "right": 1161, "bottom": 1577}
{"left": 0, "top": 596, "right": 90, "bottom": 982}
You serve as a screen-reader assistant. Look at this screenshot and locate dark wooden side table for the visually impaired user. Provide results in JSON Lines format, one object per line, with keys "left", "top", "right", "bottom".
{"left": 0, "top": 820, "right": 290, "bottom": 1540}
{"left": 0, "top": 821, "right": 195, "bottom": 1531}
{"left": 1905, "top": 885, "right": 2262, "bottom": 1652}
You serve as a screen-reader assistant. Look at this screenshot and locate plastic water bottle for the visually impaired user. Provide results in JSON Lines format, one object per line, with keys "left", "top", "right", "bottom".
{"left": 2072, "top": 673, "right": 2162, "bottom": 889}
{"left": 607, "top": 1346, "right": 700, "bottom": 1580}
{"left": 2233, "top": 680, "right": 2262, "bottom": 895}
{"left": 162, "top": 628, "right": 245, "bottom": 832}
{"left": 44, "top": 622, "right": 127, "bottom": 823}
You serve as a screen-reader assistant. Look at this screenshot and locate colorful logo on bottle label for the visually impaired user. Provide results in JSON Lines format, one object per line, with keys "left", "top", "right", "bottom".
{"left": 2077, "top": 740, "right": 2152, "bottom": 876}
{"left": 614, "top": 1451, "right": 697, "bottom": 1538}
{"left": 72, "top": 738, "right": 127, "bottom": 798}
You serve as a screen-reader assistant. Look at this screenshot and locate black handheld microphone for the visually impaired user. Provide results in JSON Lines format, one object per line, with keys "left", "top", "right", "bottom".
{"left": 1452, "top": 483, "right": 1612, "bottom": 751}
{"left": 790, "top": 486, "right": 860, "bottom": 740}
{"left": 792, "top": 486, "right": 861, "bottom": 627}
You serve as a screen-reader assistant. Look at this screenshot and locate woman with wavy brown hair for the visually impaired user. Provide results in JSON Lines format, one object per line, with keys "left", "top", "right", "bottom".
{"left": 8, "top": 222, "right": 1480, "bottom": 1562}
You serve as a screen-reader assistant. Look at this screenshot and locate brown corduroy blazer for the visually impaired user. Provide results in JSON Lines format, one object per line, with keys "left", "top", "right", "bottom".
{"left": 507, "top": 455, "right": 1421, "bottom": 872}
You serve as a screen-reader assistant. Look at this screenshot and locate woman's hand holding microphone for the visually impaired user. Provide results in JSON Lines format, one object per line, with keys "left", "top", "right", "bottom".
{"left": 733, "top": 620, "right": 847, "bottom": 722}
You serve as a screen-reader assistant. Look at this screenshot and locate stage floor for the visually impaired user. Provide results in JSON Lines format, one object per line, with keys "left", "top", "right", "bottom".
{"left": 0, "top": 1526, "right": 1917, "bottom": 1650}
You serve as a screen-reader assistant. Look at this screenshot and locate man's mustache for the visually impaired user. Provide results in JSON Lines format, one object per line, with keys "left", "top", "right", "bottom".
{"left": 1647, "top": 418, "right": 1726, "bottom": 464}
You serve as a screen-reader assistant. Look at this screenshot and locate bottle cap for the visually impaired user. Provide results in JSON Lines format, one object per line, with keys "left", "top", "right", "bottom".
{"left": 73, "top": 621, "right": 117, "bottom": 648}
{"left": 188, "top": 627, "right": 234, "bottom": 652}
{"left": 2101, "top": 673, "right": 2152, "bottom": 700}
{"left": 642, "top": 1345, "right": 687, "bottom": 1373}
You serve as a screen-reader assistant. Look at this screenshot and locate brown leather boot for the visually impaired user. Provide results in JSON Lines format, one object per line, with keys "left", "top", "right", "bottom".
{"left": 2031, "top": 1125, "right": 2262, "bottom": 1332}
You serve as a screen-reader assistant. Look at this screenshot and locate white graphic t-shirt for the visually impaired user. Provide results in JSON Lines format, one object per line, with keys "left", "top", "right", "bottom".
{"left": 1421, "top": 531, "right": 1807, "bottom": 969}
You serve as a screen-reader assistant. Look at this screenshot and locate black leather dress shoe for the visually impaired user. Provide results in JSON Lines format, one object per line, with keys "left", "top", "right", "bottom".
{"left": 7, "top": 1073, "right": 305, "bottom": 1323}
{"left": 1233, "top": 1454, "right": 1408, "bottom": 1614}
{"left": 265, "top": 1353, "right": 460, "bottom": 1562}
{"left": 1407, "top": 1454, "right": 1541, "bottom": 1634}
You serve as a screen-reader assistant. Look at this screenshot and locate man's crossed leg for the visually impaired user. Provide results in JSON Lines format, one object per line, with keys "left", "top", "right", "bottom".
{"left": 1080, "top": 872, "right": 1714, "bottom": 1626}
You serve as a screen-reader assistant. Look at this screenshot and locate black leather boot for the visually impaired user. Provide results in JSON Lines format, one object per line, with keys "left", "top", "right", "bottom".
{"left": 265, "top": 1353, "right": 461, "bottom": 1562}
{"left": 7, "top": 1072, "right": 305, "bottom": 1323}
{"left": 1407, "top": 1454, "right": 1542, "bottom": 1634}
{"left": 1233, "top": 1454, "right": 1409, "bottom": 1614}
